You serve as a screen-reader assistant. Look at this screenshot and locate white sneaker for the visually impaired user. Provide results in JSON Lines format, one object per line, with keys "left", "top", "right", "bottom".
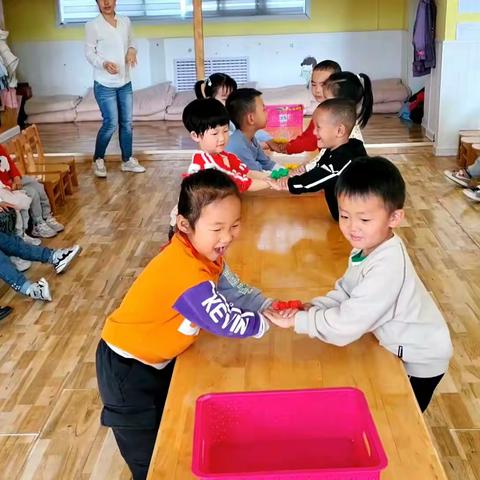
{"left": 444, "top": 168, "right": 471, "bottom": 187}
{"left": 121, "top": 157, "right": 146, "bottom": 173}
{"left": 31, "top": 222, "right": 57, "bottom": 238}
{"left": 22, "top": 233, "right": 41, "bottom": 246}
{"left": 52, "top": 245, "right": 81, "bottom": 274}
{"left": 10, "top": 256, "right": 32, "bottom": 272}
{"left": 93, "top": 158, "right": 107, "bottom": 178}
{"left": 463, "top": 188, "right": 480, "bottom": 202}
{"left": 45, "top": 215, "right": 64, "bottom": 233}
{"left": 26, "top": 278, "right": 52, "bottom": 302}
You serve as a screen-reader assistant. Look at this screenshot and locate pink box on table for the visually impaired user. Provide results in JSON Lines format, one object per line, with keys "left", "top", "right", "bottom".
{"left": 266, "top": 104, "right": 304, "bottom": 128}
{"left": 192, "top": 387, "right": 388, "bottom": 479}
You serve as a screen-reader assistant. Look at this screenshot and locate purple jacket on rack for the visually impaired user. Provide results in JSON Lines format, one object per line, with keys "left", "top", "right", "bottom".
{"left": 412, "top": 0, "right": 437, "bottom": 77}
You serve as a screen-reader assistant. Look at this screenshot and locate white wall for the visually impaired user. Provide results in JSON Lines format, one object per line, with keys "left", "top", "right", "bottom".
{"left": 424, "top": 40, "right": 480, "bottom": 155}
{"left": 12, "top": 30, "right": 404, "bottom": 96}
{"left": 12, "top": 38, "right": 153, "bottom": 96}
{"left": 161, "top": 31, "right": 404, "bottom": 88}
{"left": 456, "top": 22, "right": 480, "bottom": 40}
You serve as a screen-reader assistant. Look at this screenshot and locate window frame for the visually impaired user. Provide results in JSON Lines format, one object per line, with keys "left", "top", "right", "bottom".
{"left": 55, "top": 0, "right": 311, "bottom": 27}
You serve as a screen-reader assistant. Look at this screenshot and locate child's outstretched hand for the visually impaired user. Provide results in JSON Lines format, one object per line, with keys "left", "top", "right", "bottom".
{"left": 263, "top": 308, "right": 297, "bottom": 328}
{"left": 267, "top": 179, "right": 281, "bottom": 190}
{"left": 0, "top": 201, "right": 15, "bottom": 212}
{"left": 12, "top": 177, "right": 22, "bottom": 191}
{"left": 268, "top": 177, "right": 289, "bottom": 191}
{"left": 289, "top": 165, "right": 306, "bottom": 176}
{"left": 266, "top": 141, "right": 287, "bottom": 154}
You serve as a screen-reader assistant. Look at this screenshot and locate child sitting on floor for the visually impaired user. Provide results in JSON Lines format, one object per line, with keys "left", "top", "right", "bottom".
{"left": 225, "top": 88, "right": 277, "bottom": 172}
{"left": 0, "top": 144, "right": 64, "bottom": 238}
{"left": 269, "top": 59, "right": 341, "bottom": 154}
{"left": 97, "top": 170, "right": 272, "bottom": 480}
{"left": 265, "top": 157, "right": 453, "bottom": 412}
{"left": 271, "top": 98, "right": 367, "bottom": 221}
{"left": 0, "top": 227, "right": 80, "bottom": 301}
{"left": 444, "top": 157, "right": 480, "bottom": 202}
{"left": 169, "top": 98, "right": 271, "bottom": 238}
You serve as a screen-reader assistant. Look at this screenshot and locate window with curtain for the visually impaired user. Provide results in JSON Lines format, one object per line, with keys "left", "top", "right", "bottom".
{"left": 57, "top": 0, "right": 308, "bottom": 25}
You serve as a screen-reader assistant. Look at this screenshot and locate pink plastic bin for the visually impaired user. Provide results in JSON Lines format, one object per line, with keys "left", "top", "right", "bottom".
{"left": 266, "top": 104, "right": 304, "bottom": 128}
{"left": 192, "top": 387, "right": 388, "bottom": 479}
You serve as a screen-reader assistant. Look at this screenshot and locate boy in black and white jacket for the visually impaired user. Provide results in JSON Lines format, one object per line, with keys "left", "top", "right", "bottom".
{"left": 271, "top": 98, "right": 366, "bottom": 221}
{"left": 265, "top": 157, "right": 453, "bottom": 412}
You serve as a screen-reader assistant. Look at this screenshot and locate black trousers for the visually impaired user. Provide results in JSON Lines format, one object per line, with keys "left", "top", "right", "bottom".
{"left": 409, "top": 374, "right": 444, "bottom": 412}
{"left": 324, "top": 183, "right": 339, "bottom": 221}
{"left": 96, "top": 339, "right": 175, "bottom": 480}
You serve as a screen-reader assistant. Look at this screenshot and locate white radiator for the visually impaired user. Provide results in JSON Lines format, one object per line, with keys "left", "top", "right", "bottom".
{"left": 174, "top": 57, "right": 249, "bottom": 91}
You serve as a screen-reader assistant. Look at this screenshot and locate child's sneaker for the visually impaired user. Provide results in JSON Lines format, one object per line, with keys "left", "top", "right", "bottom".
{"left": 22, "top": 233, "right": 41, "bottom": 246}
{"left": 444, "top": 168, "right": 471, "bottom": 187}
{"left": 52, "top": 245, "right": 82, "bottom": 274}
{"left": 31, "top": 222, "right": 57, "bottom": 238}
{"left": 463, "top": 187, "right": 480, "bottom": 202}
{"left": 10, "top": 256, "right": 32, "bottom": 272}
{"left": 121, "top": 157, "right": 146, "bottom": 173}
{"left": 93, "top": 158, "right": 107, "bottom": 178}
{"left": 26, "top": 278, "right": 52, "bottom": 302}
{"left": 45, "top": 215, "right": 64, "bottom": 233}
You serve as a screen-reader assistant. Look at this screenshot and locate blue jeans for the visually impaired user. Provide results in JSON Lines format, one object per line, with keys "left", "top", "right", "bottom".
{"left": 94, "top": 81, "right": 133, "bottom": 162}
{"left": 0, "top": 232, "right": 53, "bottom": 292}
{"left": 468, "top": 156, "right": 480, "bottom": 178}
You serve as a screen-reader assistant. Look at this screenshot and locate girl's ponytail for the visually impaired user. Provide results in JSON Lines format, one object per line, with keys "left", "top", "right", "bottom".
{"left": 324, "top": 71, "right": 373, "bottom": 129}
{"left": 357, "top": 73, "right": 373, "bottom": 129}
{"left": 194, "top": 80, "right": 206, "bottom": 99}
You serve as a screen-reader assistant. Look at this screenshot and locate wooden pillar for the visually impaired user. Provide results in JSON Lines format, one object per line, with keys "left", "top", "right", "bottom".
{"left": 193, "top": 0, "right": 205, "bottom": 80}
{"left": 0, "top": 0, "right": 5, "bottom": 30}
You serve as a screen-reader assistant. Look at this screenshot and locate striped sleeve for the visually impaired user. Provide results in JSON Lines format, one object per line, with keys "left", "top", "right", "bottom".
{"left": 287, "top": 159, "right": 351, "bottom": 194}
{"left": 188, "top": 152, "right": 209, "bottom": 174}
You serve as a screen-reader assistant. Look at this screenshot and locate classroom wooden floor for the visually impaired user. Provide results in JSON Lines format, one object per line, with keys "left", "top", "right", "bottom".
{"left": 36, "top": 114, "right": 428, "bottom": 155}
{"left": 0, "top": 121, "right": 479, "bottom": 478}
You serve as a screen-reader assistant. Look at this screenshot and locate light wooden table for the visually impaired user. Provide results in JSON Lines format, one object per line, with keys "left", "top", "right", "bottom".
{"left": 148, "top": 192, "right": 447, "bottom": 480}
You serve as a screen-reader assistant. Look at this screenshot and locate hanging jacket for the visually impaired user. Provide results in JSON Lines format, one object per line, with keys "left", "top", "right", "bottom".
{"left": 412, "top": 0, "right": 437, "bottom": 77}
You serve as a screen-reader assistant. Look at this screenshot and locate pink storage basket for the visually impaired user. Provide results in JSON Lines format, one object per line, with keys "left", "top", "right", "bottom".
{"left": 192, "top": 387, "right": 388, "bottom": 479}
{"left": 266, "top": 104, "right": 304, "bottom": 128}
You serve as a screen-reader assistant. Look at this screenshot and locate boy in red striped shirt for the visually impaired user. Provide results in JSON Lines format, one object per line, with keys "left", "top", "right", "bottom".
{"left": 169, "top": 98, "right": 273, "bottom": 238}
{"left": 184, "top": 98, "right": 272, "bottom": 192}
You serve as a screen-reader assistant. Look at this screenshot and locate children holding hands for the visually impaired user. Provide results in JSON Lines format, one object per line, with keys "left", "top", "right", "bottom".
{"left": 264, "top": 157, "right": 453, "bottom": 412}
{"left": 97, "top": 170, "right": 275, "bottom": 479}
{"left": 271, "top": 98, "right": 367, "bottom": 221}
{"left": 183, "top": 98, "right": 272, "bottom": 192}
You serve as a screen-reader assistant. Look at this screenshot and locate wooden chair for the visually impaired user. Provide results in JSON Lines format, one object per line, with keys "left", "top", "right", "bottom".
{"left": 22, "top": 124, "right": 78, "bottom": 190}
{"left": 12, "top": 137, "right": 65, "bottom": 214}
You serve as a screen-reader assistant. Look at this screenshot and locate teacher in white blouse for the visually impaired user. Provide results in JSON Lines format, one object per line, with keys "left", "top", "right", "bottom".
{"left": 85, "top": 0, "right": 145, "bottom": 178}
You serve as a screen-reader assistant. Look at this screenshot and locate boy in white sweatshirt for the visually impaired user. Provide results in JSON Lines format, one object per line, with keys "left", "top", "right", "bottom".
{"left": 265, "top": 156, "right": 453, "bottom": 412}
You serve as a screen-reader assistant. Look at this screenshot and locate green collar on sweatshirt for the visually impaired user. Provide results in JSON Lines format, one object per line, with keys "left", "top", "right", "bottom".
{"left": 351, "top": 250, "right": 367, "bottom": 263}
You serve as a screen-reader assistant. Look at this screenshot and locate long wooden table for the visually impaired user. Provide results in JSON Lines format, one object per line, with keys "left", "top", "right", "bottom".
{"left": 148, "top": 192, "right": 447, "bottom": 480}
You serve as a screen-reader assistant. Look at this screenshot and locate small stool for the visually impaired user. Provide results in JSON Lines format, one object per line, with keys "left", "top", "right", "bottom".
{"left": 471, "top": 144, "right": 480, "bottom": 169}
{"left": 459, "top": 136, "right": 480, "bottom": 167}
{"left": 458, "top": 130, "right": 480, "bottom": 159}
